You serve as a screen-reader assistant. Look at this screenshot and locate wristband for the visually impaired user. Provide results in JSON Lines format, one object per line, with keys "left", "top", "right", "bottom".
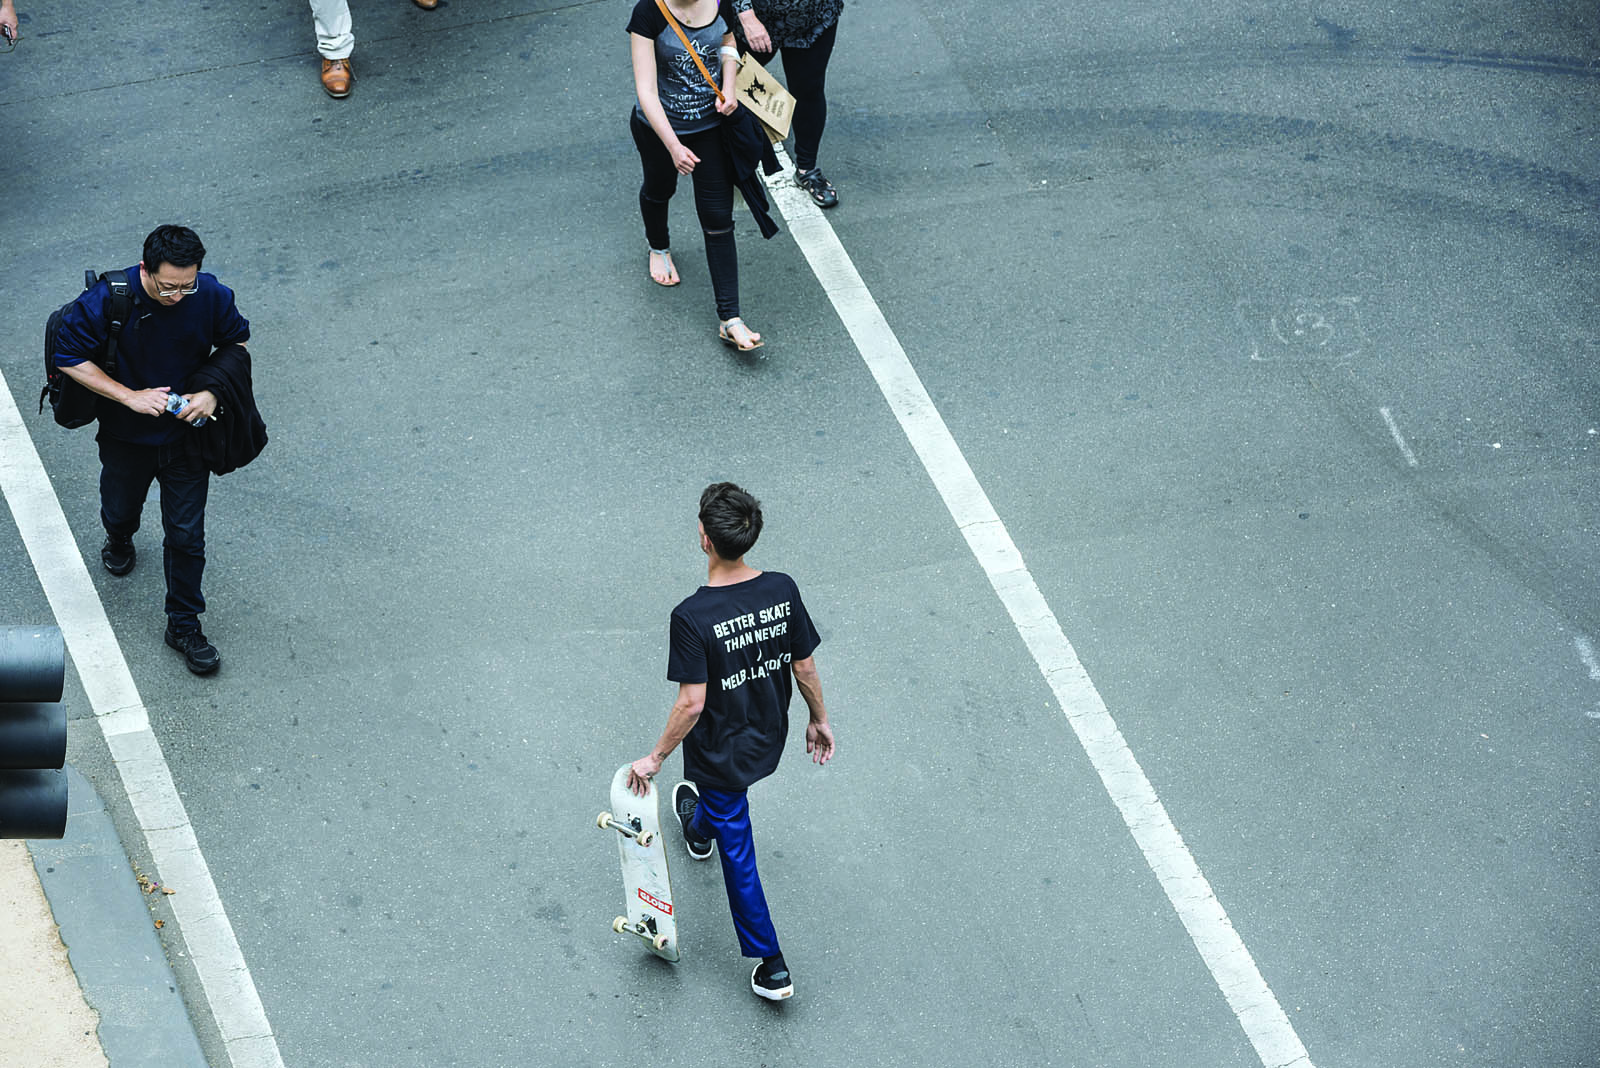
{"left": 719, "top": 46, "right": 740, "bottom": 61}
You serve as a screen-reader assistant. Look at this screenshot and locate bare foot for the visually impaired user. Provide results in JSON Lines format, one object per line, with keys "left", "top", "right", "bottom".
{"left": 649, "top": 249, "right": 680, "bottom": 287}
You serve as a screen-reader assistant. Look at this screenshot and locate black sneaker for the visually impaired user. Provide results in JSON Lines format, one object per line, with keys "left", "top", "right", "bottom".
{"left": 752, "top": 956, "right": 794, "bottom": 1001}
{"left": 672, "top": 781, "right": 714, "bottom": 861}
{"left": 794, "top": 167, "right": 838, "bottom": 208}
{"left": 164, "top": 627, "right": 221, "bottom": 675}
{"left": 101, "top": 535, "right": 136, "bottom": 576}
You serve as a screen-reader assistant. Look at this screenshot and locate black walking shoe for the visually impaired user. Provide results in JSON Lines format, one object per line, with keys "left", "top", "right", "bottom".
{"left": 164, "top": 626, "right": 221, "bottom": 675}
{"left": 752, "top": 956, "right": 794, "bottom": 1001}
{"left": 672, "top": 781, "right": 715, "bottom": 861}
{"left": 794, "top": 167, "right": 838, "bottom": 208}
{"left": 101, "top": 535, "right": 136, "bottom": 576}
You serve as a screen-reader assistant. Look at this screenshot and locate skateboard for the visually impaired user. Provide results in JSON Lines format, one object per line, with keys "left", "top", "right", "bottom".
{"left": 596, "top": 764, "right": 680, "bottom": 962}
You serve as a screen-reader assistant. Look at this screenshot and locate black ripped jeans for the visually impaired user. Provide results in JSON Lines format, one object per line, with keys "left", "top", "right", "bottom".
{"left": 631, "top": 113, "right": 741, "bottom": 321}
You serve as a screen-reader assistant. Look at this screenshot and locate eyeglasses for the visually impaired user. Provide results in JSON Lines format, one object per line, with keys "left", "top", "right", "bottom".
{"left": 0, "top": 31, "right": 18, "bottom": 54}
{"left": 154, "top": 281, "right": 199, "bottom": 298}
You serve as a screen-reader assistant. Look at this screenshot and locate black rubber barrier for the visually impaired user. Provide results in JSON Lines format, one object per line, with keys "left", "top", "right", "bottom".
{"left": 1, "top": 626, "right": 69, "bottom": 839}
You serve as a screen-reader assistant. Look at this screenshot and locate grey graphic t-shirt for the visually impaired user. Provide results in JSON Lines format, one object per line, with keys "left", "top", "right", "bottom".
{"left": 628, "top": 0, "right": 728, "bottom": 135}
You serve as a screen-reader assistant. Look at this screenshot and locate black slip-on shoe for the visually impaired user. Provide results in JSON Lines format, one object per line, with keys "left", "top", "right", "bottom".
{"left": 102, "top": 535, "right": 136, "bottom": 576}
{"left": 752, "top": 956, "right": 794, "bottom": 1001}
{"left": 672, "top": 781, "right": 715, "bottom": 861}
{"left": 164, "top": 627, "right": 220, "bottom": 675}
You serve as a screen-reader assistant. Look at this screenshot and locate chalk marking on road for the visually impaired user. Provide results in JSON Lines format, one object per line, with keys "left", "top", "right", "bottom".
{"left": 1576, "top": 634, "right": 1600, "bottom": 720}
{"left": 0, "top": 369, "right": 284, "bottom": 1068}
{"left": 1579, "top": 637, "right": 1600, "bottom": 720}
{"left": 1575, "top": 636, "right": 1600, "bottom": 680}
{"left": 1379, "top": 407, "right": 1419, "bottom": 468}
{"left": 765, "top": 148, "right": 1315, "bottom": 1068}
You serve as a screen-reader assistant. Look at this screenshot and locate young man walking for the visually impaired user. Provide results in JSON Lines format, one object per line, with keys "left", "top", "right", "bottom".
{"left": 54, "top": 225, "right": 252, "bottom": 674}
{"left": 629, "top": 482, "right": 834, "bottom": 1000}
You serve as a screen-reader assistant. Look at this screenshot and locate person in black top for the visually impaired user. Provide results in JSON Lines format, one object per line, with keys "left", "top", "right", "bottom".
{"left": 726, "top": 0, "right": 844, "bottom": 207}
{"left": 630, "top": 482, "right": 834, "bottom": 1000}
{"left": 54, "top": 225, "right": 252, "bottom": 674}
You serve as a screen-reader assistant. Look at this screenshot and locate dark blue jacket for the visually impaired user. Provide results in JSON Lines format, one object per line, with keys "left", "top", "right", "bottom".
{"left": 54, "top": 265, "right": 251, "bottom": 445}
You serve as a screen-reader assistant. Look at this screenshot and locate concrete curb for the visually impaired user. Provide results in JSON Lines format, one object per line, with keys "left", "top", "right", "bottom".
{"left": 20, "top": 766, "right": 208, "bottom": 1068}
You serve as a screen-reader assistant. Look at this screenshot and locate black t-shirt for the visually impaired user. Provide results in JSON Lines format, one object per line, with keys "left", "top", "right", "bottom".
{"left": 668, "top": 571, "right": 821, "bottom": 791}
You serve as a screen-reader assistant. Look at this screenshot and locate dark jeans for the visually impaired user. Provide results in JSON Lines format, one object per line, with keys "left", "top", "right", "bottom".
{"left": 97, "top": 433, "right": 210, "bottom": 632}
{"left": 630, "top": 113, "right": 741, "bottom": 320}
{"left": 751, "top": 19, "right": 838, "bottom": 173}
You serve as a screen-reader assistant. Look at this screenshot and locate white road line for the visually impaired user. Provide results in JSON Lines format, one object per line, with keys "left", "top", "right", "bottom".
{"left": 1379, "top": 407, "right": 1419, "bottom": 468}
{"left": 764, "top": 149, "right": 1315, "bottom": 1068}
{"left": 0, "top": 370, "right": 284, "bottom": 1068}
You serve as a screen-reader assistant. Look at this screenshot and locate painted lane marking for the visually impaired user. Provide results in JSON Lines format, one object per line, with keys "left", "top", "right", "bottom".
{"left": 1379, "top": 407, "right": 1420, "bottom": 468}
{"left": 764, "top": 150, "right": 1314, "bottom": 1068}
{"left": 0, "top": 369, "right": 284, "bottom": 1068}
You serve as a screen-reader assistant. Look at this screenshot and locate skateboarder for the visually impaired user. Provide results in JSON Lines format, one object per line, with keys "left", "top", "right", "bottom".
{"left": 629, "top": 481, "right": 834, "bottom": 1000}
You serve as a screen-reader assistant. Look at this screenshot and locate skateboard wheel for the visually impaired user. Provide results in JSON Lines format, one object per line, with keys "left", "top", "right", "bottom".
{"left": 596, "top": 811, "right": 612, "bottom": 830}
{"left": 612, "top": 916, "right": 628, "bottom": 934}
{"left": 636, "top": 830, "right": 655, "bottom": 848}
{"left": 651, "top": 933, "right": 670, "bottom": 952}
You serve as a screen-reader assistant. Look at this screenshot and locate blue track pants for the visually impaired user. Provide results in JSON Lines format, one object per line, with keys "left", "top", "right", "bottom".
{"left": 686, "top": 786, "right": 781, "bottom": 959}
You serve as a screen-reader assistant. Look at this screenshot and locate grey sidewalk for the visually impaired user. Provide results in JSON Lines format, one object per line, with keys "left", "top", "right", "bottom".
{"left": 2, "top": 767, "right": 207, "bottom": 1068}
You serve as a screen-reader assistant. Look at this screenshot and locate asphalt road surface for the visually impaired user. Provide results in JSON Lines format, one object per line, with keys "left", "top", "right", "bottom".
{"left": 2, "top": 1, "right": 1596, "bottom": 1066}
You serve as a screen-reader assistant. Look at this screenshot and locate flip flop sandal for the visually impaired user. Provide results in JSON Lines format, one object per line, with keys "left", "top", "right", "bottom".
{"left": 649, "top": 248, "right": 680, "bottom": 287}
{"left": 719, "top": 317, "right": 764, "bottom": 351}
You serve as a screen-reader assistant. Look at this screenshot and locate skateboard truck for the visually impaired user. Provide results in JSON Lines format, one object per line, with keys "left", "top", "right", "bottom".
{"left": 596, "top": 810, "right": 655, "bottom": 849}
{"left": 612, "top": 914, "right": 671, "bottom": 954}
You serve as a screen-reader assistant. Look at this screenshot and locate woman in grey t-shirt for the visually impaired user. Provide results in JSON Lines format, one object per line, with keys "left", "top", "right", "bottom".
{"left": 628, "top": 0, "right": 764, "bottom": 350}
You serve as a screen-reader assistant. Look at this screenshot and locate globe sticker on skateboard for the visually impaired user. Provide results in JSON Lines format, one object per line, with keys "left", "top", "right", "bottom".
{"left": 597, "top": 763, "right": 680, "bottom": 961}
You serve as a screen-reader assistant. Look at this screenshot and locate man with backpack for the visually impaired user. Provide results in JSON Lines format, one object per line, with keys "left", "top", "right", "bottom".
{"left": 52, "top": 225, "right": 252, "bottom": 674}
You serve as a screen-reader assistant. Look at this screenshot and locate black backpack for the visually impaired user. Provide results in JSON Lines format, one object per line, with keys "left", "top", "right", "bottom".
{"left": 40, "top": 269, "right": 133, "bottom": 429}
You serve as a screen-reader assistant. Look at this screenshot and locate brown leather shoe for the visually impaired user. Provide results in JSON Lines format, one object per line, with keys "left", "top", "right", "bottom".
{"left": 321, "top": 57, "right": 353, "bottom": 98}
{"left": 411, "top": 0, "right": 439, "bottom": 8}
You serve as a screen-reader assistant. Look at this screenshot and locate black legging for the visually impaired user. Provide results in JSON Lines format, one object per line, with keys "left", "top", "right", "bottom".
{"left": 631, "top": 113, "right": 741, "bottom": 321}
{"left": 750, "top": 19, "right": 837, "bottom": 173}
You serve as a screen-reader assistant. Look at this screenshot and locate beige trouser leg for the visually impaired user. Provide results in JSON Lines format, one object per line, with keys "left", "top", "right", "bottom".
{"left": 309, "top": 0, "right": 354, "bottom": 59}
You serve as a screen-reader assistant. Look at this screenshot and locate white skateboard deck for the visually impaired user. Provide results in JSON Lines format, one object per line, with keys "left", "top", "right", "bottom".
{"left": 597, "top": 764, "right": 680, "bottom": 962}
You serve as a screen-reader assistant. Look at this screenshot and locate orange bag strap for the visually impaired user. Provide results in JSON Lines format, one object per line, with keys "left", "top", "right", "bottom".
{"left": 654, "top": 0, "right": 726, "bottom": 103}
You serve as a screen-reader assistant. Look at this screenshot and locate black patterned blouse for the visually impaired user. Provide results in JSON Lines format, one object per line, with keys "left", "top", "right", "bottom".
{"left": 729, "top": 0, "right": 843, "bottom": 49}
